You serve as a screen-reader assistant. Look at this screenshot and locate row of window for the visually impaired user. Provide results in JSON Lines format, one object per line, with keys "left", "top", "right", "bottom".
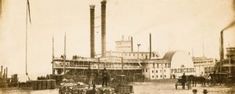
{"left": 120, "top": 53, "right": 157, "bottom": 57}
{"left": 152, "top": 70, "right": 166, "bottom": 73}
{"left": 152, "top": 75, "right": 167, "bottom": 79}
{"left": 171, "top": 68, "right": 195, "bottom": 73}
{"left": 143, "top": 69, "right": 167, "bottom": 73}
{"left": 152, "top": 63, "right": 169, "bottom": 68}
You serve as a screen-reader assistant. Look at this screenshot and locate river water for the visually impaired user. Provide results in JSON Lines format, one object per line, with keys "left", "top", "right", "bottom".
{"left": 0, "top": 81, "right": 234, "bottom": 94}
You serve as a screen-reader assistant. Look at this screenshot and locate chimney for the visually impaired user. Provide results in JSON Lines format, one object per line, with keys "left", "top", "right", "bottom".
{"left": 131, "top": 37, "right": 133, "bottom": 52}
{"left": 149, "top": 33, "right": 152, "bottom": 59}
{"left": 101, "top": 0, "right": 107, "bottom": 57}
{"left": 90, "top": 5, "right": 95, "bottom": 58}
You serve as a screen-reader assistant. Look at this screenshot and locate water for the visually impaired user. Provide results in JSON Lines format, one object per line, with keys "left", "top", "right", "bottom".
{"left": 0, "top": 81, "right": 234, "bottom": 94}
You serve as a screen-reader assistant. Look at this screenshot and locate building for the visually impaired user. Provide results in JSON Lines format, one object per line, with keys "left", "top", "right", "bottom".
{"left": 193, "top": 57, "right": 216, "bottom": 76}
{"left": 141, "top": 59, "right": 170, "bottom": 80}
{"left": 115, "top": 36, "right": 133, "bottom": 52}
{"left": 221, "top": 47, "right": 235, "bottom": 76}
{"left": 137, "top": 51, "right": 195, "bottom": 80}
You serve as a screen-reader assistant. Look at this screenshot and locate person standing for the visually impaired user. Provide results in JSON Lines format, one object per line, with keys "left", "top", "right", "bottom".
{"left": 181, "top": 73, "right": 186, "bottom": 89}
{"left": 102, "top": 68, "right": 108, "bottom": 87}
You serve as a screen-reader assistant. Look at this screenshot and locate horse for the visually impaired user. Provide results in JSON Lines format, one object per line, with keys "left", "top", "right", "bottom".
{"left": 187, "top": 75, "right": 207, "bottom": 87}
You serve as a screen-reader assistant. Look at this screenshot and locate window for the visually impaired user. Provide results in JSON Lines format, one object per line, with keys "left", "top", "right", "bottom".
{"left": 156, "top": 70, "right": 158, "bottom": 73}
{"left": 146, "top": 69, "right": 148, "bottom": 72}
{"left": 160, "top": 75, "right": 162, "bottom": 78}
{"left": 152, "top": 70, "right": 154, "bottom": 73}
{"left": 152, "top": 76, "right": 154, "bottom": 78}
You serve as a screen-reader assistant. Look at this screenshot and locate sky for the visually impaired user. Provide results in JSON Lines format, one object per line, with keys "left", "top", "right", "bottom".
{"left": 0, "top": 0, "right": 235, "bottom": 79}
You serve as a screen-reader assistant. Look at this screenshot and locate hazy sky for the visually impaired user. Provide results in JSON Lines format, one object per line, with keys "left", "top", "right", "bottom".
{"left": 0, "top": 0, "right": 235, "bottom": 78}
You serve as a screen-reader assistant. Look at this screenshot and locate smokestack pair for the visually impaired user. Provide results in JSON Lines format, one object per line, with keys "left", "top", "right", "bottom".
{"left": 90, "top": 0, "right": 107, "bottom": 58}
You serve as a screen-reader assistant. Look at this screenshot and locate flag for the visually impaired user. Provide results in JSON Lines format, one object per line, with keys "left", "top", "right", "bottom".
{"left": 26, "top": 0, "right": 32, "bottom": 23}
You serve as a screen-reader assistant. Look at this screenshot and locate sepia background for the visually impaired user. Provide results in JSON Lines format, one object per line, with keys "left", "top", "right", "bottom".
{"left": 0, "top": 0, "right": 235, "bottom": 81}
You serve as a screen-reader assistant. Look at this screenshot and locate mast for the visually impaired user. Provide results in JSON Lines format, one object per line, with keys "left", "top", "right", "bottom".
{"left": 25, "top": 0, "right": 31, "bottom": 80}
{"left": 52, "top": 36, "right": 55, "bottom": 74}
{"left": 25, "top": 0, "right": 28, "bottom": 78}
{"left": 63, "top": 32, "right": 66, "bottom": 74}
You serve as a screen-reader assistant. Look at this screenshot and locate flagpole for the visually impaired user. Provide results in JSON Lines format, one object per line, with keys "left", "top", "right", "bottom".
{"left": 25, "top": 0, "right": 28, "bottom": 78}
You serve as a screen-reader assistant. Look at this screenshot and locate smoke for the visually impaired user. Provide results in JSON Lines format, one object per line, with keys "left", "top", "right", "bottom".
{"left": 222, "top": 0, "right": 235, "bottom": 31}
{"left": 233, "top": 0, "right": 235, "bottom": 12}
{"left": 222, "top": 20, "right": 235, "bottom": 31}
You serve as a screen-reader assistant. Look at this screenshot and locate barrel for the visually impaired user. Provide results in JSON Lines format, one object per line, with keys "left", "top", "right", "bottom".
{"left": 37, "top": 80, "right": 42, "bottom": 90}
{"left": 31, "top": 81, "right": 38, "bottom": 90}
{"left": 51, "top": 80, "right": 56, "bottom": 89}
{"left": 46, "top": 80, "right": 51, "bottom": 89}
{"left": 42, "top": 80, "right": 47, "bottom": 89}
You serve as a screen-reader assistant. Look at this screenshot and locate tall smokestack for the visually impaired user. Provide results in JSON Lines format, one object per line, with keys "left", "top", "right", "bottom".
{"left": 131, "top": 37, "right": 133, "bottom": 52}
{"left": 220, "top": 30, "right": 224, "bottom": 61}
{"left": 101, "top": 0, "right": 107, "bottom": 57}
{"left": 90, "top": 5, "right": 95, "bottom": 58}
{"left": 149, "top": 33, "right": 152, "bottom": 59}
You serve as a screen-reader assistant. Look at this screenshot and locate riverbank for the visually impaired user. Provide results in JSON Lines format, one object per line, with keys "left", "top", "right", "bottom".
{"left": 0, "top": 80, "right": 234, "bottom": 94}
